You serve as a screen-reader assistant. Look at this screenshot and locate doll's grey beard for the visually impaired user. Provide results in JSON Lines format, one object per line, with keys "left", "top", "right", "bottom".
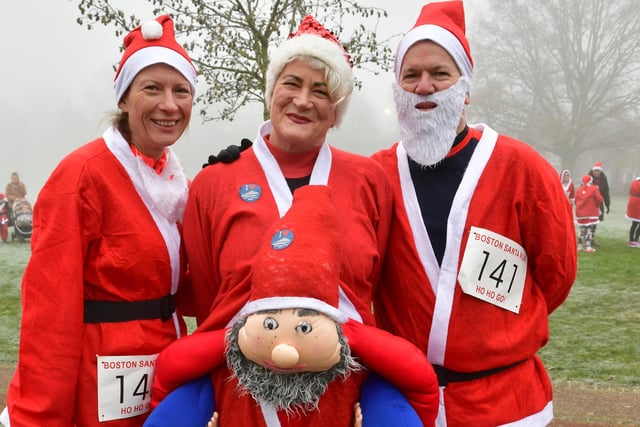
{"left": 226, "top": 319, "right": 361, "bottom": 416}
{"left": 393, "top": 77, "right": 470, "bottom": 167}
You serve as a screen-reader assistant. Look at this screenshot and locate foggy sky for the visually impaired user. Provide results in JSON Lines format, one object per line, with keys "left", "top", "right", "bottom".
{"left": 1, "top": 1, "right": 482, "bottom": 202}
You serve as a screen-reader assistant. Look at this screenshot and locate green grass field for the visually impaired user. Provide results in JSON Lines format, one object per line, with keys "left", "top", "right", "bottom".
{"left": 0, "top": 196, "right": 638, "bottom": 389}
{"left": 0, "top": 238, "right": 27, "bottom": 364}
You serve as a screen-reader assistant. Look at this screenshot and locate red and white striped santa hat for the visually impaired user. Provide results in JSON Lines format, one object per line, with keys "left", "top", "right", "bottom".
{"left": 395, "top": 1, "right": 473, "bottom": 83}
{"left": 114, "top": 15, "right": 197, "bottom": 103}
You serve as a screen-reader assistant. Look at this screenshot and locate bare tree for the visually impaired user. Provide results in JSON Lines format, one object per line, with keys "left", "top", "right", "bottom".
{"left": 469, "top": 0, "right": 640, "bottom": 171}
{"left": 75, "top": 0, "right": 393, "bottom": 122}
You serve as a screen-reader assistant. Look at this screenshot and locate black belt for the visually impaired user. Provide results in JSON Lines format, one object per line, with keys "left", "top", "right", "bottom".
{"left": 432, "top": 358, "right": 528, "bottom": 387}
{"left": 84, "top": 294, "right": 175, "bottom": 323}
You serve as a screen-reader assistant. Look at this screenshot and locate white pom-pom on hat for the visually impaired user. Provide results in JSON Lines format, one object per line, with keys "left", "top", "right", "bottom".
{"left": 141, "top": 19, "right": 163, "bottom": 40}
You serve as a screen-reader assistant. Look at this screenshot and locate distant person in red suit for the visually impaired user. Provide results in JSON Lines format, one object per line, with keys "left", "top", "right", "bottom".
{"left": 575, "top": 175, "right": 604, "bottom": 252}
{"left": 561, "top": 169, "right": 575, "bottom": 206}
{"left": 625, "top": 177, "right": 640, "bottom": 247}
{"left": 588, "top": 161, "right": 610, "bottom": 247}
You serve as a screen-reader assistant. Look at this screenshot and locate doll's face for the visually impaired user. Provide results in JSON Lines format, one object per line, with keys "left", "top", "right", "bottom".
{"left": 238, "top": 308, "right": 341, "bottom": 372}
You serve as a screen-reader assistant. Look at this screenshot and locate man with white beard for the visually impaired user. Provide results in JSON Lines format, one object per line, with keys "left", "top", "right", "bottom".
{"left": 370, "top": 1, "right": 577, "bottom": 426}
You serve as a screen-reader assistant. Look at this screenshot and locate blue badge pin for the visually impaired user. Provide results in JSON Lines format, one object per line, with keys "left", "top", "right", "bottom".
{"left": 239, "top": 184, "right": 262, "bottom": 202}
{"left": 271, "top": 229, "right": 294, "bottom": 250}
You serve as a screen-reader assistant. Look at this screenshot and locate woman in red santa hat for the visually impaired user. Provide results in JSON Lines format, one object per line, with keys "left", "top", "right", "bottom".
{"left": 181, "top": 15, "right": 392, "bottom": 332}
{"left": 175, "top": 12, "right": 425, "bottom": 426}
{"left": 2, "top": 15, "right": 196, "bottom": 427}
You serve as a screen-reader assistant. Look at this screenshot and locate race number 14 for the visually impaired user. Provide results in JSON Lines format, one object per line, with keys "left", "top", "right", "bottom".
{"left": 97, "top": 354, "right": 158, "bottom": 421}
{"left": 458, "top": 227, "right": 527, "bottom": 313}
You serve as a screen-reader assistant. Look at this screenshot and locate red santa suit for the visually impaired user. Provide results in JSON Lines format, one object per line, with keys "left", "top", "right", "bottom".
{"left": 152, "top": 184, "right": 437, "bottom": 426}
{"left": 181, "top": 120, "right": 393, "bottom": 329}
{"left": 5, "top": 127, "right": 188, "bottom": 426}
{"left": 575, "top": 178, "right": 603, "bottom": 225}
{"left": 625, "top": 178, "right": 640, "bottom": 221}
{"left": 371, "top": 124, "right": 577, "bottom": 427}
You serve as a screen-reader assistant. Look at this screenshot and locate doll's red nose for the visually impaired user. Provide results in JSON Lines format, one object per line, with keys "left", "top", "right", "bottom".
{"left": 271, "top": 343, "right": 300, "bottom": 368}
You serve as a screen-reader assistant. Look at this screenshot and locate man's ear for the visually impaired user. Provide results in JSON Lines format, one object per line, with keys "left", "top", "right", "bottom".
{"left": 464, "top": 92, "right": 471, "bottom": 106}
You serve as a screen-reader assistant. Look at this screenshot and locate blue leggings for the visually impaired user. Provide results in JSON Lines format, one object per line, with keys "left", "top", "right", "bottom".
{"left": 144, "top": 373, "right": 421, "bottom": 426}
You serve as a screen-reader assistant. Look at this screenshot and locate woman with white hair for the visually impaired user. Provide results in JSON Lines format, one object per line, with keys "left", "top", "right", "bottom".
{"left": 160, "top": 14, "right": 431, "bottom": 427}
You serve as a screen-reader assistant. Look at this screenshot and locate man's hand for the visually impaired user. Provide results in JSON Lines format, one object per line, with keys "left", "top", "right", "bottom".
{"left": 202, "top": 139, "right": 253, "bottom": 168}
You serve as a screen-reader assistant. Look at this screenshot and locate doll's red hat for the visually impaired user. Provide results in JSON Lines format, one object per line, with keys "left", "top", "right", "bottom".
{"left": 114, "top": 15, "right": 197, "bottom": 102}
{"left": 241, "top": 185, "right": 347, "bottom": 323}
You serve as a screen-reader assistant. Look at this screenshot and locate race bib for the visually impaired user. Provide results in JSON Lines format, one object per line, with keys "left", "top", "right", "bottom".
{"left": 97, "top": 354, "right": 158, "bottom": 422}
{"left": 458, "top": 227, "right": 527, "bottom": 313}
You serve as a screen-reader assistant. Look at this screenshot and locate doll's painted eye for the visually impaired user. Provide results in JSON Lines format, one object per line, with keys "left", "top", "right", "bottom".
{"left": 263, "top": 317, "right": 279, "bottom": 330}
{"left": 295, "top": 321, "right": 313, "bottom": 334}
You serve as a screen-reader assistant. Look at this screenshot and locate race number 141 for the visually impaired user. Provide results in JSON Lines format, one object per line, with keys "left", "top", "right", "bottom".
{"left": 458, "top": 227, "right": 527, "bottom": 313}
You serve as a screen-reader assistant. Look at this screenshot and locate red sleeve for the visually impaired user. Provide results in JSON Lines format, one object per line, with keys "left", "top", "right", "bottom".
{"left": 6, "top": 162, "right": 98, "bottom": 425}
{"left": 180, "top": 177, "right": 218, "bottom": 322}
{"left": 521, "top": 152, "right": 577, "bottom": 314}
{"left": 151, "top": 329, "right": 227, "bottom": 408}
{"left": 631, "top": 180, "right": 640, "bottom": 198}
{"left": 342, "top": 319, "right": 439, "bottom": 427}
{"left": 595, "top": 188, "right": 604, "bottom": 205}
{"left": 569, "top": 183, "right": 575, "bottom": 201}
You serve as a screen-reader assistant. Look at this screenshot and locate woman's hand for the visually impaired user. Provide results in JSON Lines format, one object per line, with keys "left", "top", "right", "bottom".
{"left": 354, "top": 402, "right": 363, "bottom": 427}
{"left": 205, "top": 404, "right": 362, "bottom": 426}
{"left": 207, "top": 411, "right": 219, "bottom": 427}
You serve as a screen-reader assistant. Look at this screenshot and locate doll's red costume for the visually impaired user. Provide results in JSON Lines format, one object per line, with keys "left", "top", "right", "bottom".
{"left": 149, "top": 185, "right": 439, "bottom": 427}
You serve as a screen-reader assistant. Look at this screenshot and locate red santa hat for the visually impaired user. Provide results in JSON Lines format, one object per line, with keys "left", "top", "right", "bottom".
{"left": 265, "top": 15, "right": 354, "bottom": 127}
{"left": 114, "top": 15, "right": 197, "bottom": 103}
{"left": 592, "top": 162, "right": 604, "bottom": 171}
{"left": 241, "top": 185, "right": 347, "bottom": 323}
{"left": 582, "top": 175, "right": 593, "bottom": 185}
{"left": 395, "top": 1, "right": 473, "bottom": 83}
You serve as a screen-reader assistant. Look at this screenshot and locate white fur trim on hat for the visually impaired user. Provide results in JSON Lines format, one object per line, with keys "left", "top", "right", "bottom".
{"left": 265, "top": 34, "right": 353, "bottom": 127}
{"left": 395, "top": 24, "right": 473, "bottom": 83}
{"left": 114, "top": 46, "right": 197, "bottom": 103}
{"left": 241, "top": 296, "right": 348, "bottom": 323}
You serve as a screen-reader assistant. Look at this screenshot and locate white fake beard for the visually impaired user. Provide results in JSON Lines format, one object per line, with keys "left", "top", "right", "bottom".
{"left": 393, "top": 77, "right": 470, "bottom": 167}
{"left": 134, "top": 150, "right": 188, "bottom": 223}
